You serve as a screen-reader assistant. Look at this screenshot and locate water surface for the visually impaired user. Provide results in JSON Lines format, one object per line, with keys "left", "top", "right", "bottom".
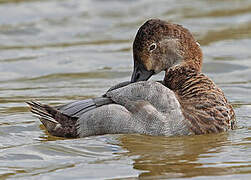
{"left": 1, "top": 0, "right": 251, "bottom": 179}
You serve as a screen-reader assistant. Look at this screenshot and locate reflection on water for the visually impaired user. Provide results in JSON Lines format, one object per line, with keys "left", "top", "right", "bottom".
{"left": 1, "top": 0, "right": 251, "bottom": 179}
{"left": 119, "top": 134, "right": 232, "bottom": 178}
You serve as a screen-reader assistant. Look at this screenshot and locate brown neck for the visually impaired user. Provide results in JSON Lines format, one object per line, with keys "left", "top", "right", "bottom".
{"left": 163, "top": 42, "right": 203, "bottom": 90}
{"left": 163, "top": 62, "right": 201, "bottom": 91}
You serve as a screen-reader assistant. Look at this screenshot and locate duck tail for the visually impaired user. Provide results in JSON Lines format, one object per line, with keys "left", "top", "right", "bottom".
{"left": 26, "top": 101, "right": 78, "bottom": 138}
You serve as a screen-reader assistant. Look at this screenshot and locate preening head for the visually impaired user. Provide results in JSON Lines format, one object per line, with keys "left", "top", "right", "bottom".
{"left": 131, "top": 19, "right": 202, "bottom": 83}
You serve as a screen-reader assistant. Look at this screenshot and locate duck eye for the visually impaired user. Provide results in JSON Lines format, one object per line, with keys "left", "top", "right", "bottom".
{"left": 149, "top": 43, "right": 157, "bottom": 52}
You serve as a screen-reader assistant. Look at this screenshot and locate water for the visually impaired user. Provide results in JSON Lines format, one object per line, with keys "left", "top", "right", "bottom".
{"left": 1, "top": 0, "right": 251, "bottom": 179}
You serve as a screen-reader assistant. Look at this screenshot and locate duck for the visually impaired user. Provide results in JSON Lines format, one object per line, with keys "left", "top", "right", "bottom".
{"left": 27, "top": 19, "right": 236, "bottom": 138}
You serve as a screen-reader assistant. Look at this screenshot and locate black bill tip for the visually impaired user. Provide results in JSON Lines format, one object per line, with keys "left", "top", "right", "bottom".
{"left": 131, "top": 62, "right": 154, "bottom": 83}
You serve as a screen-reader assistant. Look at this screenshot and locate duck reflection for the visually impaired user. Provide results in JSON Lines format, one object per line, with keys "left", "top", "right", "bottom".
{"left": 118, "top": 133, "right": 230, "bottom": 178}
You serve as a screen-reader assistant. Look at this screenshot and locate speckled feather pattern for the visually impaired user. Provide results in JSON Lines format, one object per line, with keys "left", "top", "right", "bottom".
{"left": 164, "top": 66, "right": 236, "bottom": 134}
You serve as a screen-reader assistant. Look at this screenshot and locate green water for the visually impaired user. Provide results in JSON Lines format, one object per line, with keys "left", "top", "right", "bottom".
{"left": 1, "top": 0, "right": 251, "bottom": 179}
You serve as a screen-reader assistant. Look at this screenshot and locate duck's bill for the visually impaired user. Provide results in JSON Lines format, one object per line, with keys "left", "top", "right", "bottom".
{"left": 131, "top": 61, "right": 154, "bottom": 83}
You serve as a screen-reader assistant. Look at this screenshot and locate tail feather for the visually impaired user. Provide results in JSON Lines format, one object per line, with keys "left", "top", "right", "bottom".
{"left": 27, "top": 101, "right": 58, "bottom": 123}
{"left": 26, "top": 97, "right": 114, "bottom": 138}
{"left": 26, "top": 101, "right": 78, "bottom": 138}
{"left": 30, "top": 108, "right": 59, "bottom": 124}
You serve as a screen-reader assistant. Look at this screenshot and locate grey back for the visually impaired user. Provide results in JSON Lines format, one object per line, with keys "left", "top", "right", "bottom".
{"left": 77, "top": 81, "right": 190, "bottom": 137}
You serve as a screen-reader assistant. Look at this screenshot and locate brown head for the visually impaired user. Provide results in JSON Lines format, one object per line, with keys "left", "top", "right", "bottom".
{"left": 131, "top": 19, "right": 203, "bottom": 82}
